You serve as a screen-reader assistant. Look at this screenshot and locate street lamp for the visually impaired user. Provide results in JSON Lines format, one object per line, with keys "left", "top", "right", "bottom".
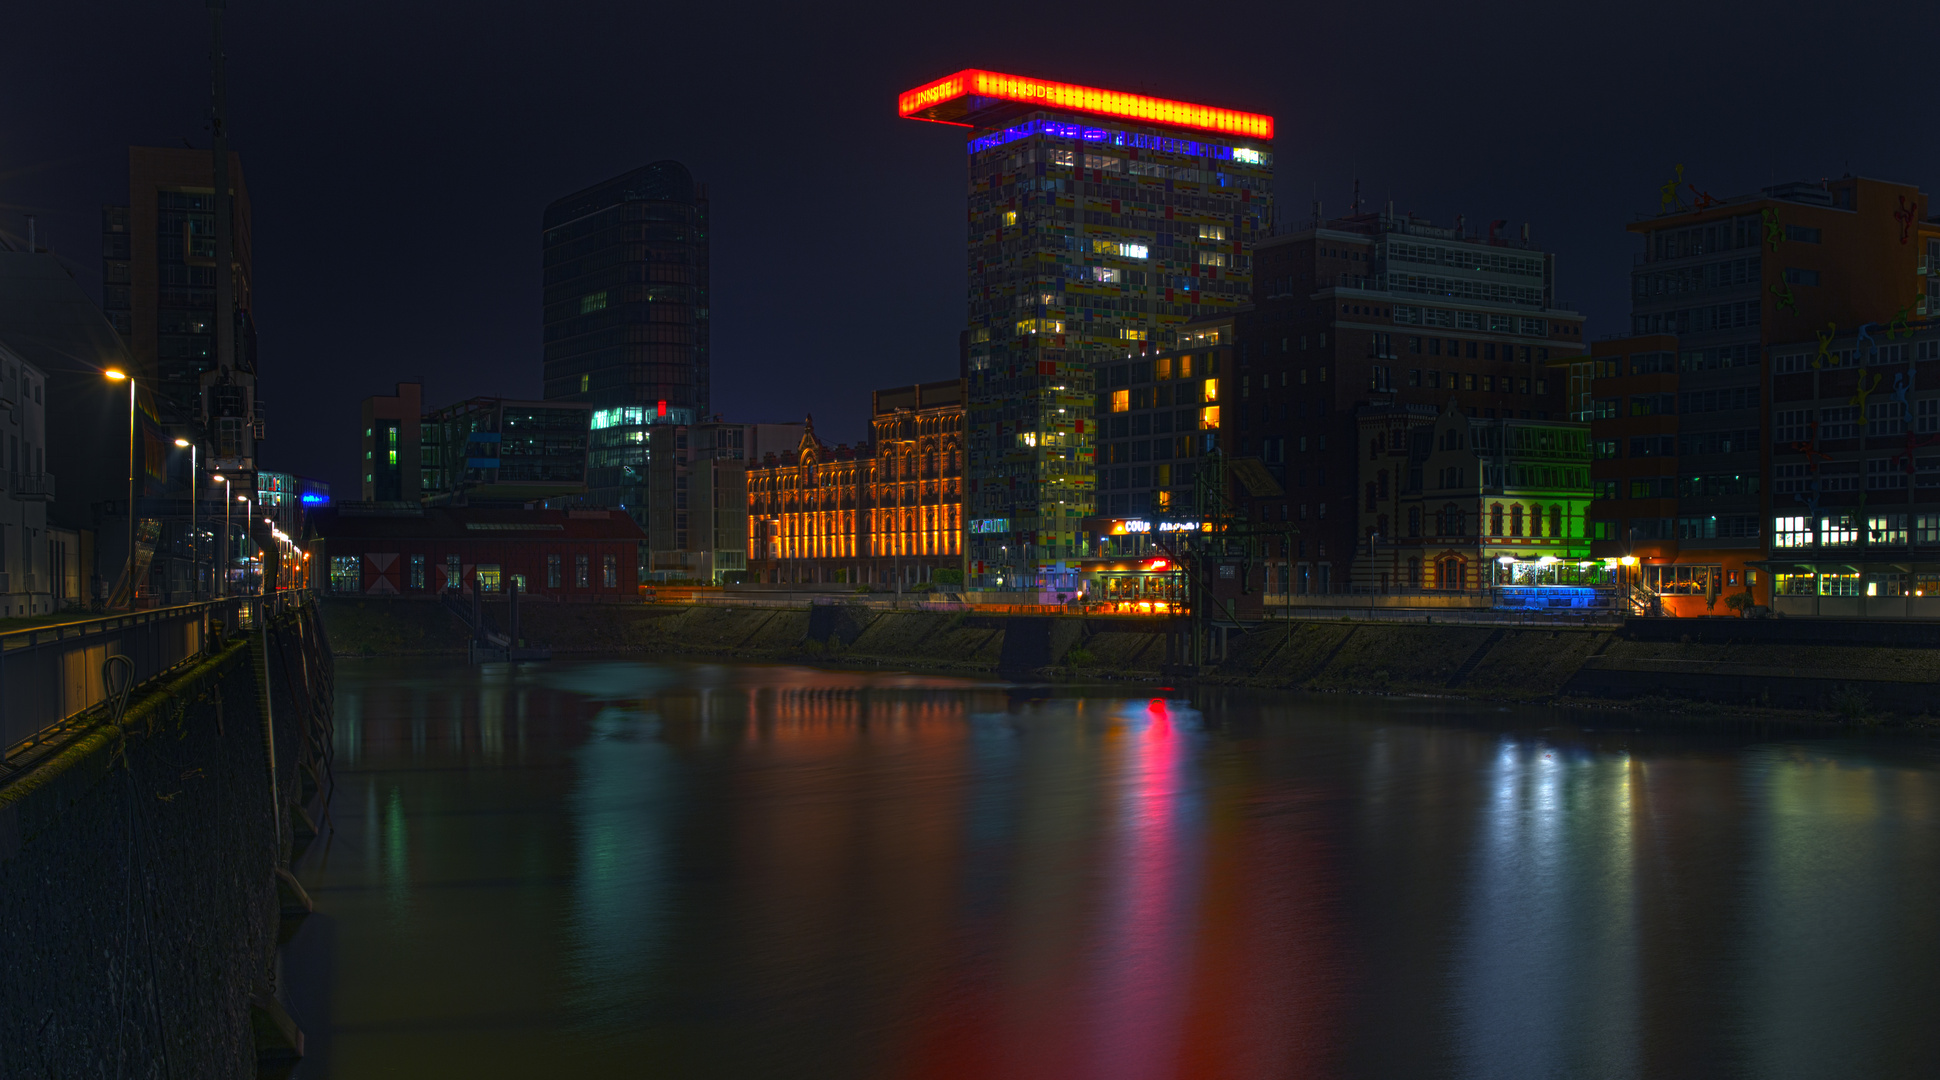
{"left": 175, "top": 438, "right": 197, "bottom": 600}
{"left": 238, "top": 493, "right": 253, "bottom": 595}
{"left": 105, "top": 369, "right": 136, "bottom": 608}
{"left": 213, "top": 474, "right": 228, "bottom": 597}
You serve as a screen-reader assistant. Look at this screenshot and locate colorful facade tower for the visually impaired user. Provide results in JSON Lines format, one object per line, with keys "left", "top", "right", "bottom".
{"left": 899, "top": 70, "right": 1273, "bottom": 591}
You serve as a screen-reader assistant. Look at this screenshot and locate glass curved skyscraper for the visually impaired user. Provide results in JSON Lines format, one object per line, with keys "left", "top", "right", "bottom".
{"left": 542, "top": 160, "right": 710, "bottom": 517}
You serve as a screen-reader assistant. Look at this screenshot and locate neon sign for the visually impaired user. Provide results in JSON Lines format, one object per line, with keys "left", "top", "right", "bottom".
{"left": 898, "top": 69, "right": 1274, "bottom": 139}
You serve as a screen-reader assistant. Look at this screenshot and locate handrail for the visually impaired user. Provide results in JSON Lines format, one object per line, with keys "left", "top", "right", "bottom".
{"left": 1, "top": 591, "right": 314, "bottom": 764}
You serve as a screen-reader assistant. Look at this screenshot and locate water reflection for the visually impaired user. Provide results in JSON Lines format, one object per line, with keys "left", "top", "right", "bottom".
{"left": 285, "top": 660, "right": 1940, "bottom": 1078}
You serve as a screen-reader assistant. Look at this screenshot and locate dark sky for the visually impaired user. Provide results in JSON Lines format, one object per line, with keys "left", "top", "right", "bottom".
{"left": 5, "top": 1, "right": 1933, "bottom": 497}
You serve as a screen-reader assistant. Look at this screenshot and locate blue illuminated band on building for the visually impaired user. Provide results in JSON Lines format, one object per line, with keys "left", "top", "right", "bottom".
{"left": 967, "top": 119, "right": 1268, "bottom": 160}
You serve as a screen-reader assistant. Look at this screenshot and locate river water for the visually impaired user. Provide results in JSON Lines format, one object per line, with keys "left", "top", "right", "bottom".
{"left": 284, "top": 657, "right": 1940, "bottom": 1079}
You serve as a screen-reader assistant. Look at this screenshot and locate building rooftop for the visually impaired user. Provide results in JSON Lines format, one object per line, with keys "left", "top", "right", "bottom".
{"left": 313, "top": 506, "right": 646, "bottom": 541}
{"left": 897, "top": 69, "right": 1272, "bottom": 139}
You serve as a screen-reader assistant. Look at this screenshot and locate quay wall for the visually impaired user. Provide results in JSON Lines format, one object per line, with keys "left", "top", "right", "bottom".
{"left": 0, "top": 601, "right": 334, "bottom": 1078}
{"left": 320, "top": 598, "right": 1940, "bottom": 722}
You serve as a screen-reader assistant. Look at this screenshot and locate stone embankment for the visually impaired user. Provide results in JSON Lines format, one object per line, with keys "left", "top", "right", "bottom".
{"left": 0, "top": 599, "right": 332, "bottom": 1077}
{"left": 321, "top": 598, "right": 1940, "bottom": 725}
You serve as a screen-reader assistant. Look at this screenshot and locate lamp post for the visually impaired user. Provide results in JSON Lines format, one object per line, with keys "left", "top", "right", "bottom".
{"left": 238, "top": 494, "right": 254, "bottom": 595}
{"left": 104, "top": 369, "right": 136, "bottom": 608}
{"left": 175, "top": 438, "right": 197, "bottom": 599}
{"left": 213, "top": 475, "right": 228, "bottom": 597}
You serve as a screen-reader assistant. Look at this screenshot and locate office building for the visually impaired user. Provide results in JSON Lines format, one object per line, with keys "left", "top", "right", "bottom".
{"left": 746, "top": 380, "right": 965, "bottom": 586}
{"left": 353, "top": 387, "right": 594, "bottom": 507}
{"left": 1354, "top": 400, "right": 1594, "bottom": 597}
{"left": 101, "top": 147, "right": 261, "bottom": 469}
{"left": 360, "top": 381, "right": 423, "bottom": 502}
{"left": 0, "top": 343, "right": 53, "bottom": 616}
{"left": 1091, "top": 316, "right": 1232, "bottom": 522}
{"left": 899, "top": 69, "right": 1274, "bottom": 594}
{"left": 643, "top": 419, "right": 803, "bottom": 583}
{"left": 542, "top": 162, "right": 710, "bottom": 519}
{"left": 1239, "top": 208, "right": 1588, "bottom": 593}
{"left": 0, "top": 251, "right": 149, "bottom": 606}
{"left": 1575, "top": 175, "right": 1936, "bottom": 615}
{"left": 420, "top": 398, "right": 592, "bottom": 506}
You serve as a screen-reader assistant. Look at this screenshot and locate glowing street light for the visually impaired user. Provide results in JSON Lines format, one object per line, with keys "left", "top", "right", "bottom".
{"left": 174, "top": 438, "right": 200, "bottom": 598}
{"left": 105, "top": 369, "right": 136, "bottom": 607}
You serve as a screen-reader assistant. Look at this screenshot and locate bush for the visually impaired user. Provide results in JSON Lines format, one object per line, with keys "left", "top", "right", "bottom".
{"left": 1828, "top": 685, "right": 1873, "bottom": 721}
{"left": 1064, "top": 647, "right": 1095, "bottom": 668}
{"left": 932, "top": 568, "right": 964, "bottom": 585}
{"left": 1724, "top": 592, "right": 1751, "bottom": 615}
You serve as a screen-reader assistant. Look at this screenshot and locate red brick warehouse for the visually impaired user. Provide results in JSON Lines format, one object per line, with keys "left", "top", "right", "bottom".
{"left": 313, "top": 506, "right": 646, "bottom": 599}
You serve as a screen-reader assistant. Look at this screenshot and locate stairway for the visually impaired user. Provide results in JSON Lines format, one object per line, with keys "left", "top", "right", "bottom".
{"left": 1446, "top": 629, "right": 1506, "bottom": 688}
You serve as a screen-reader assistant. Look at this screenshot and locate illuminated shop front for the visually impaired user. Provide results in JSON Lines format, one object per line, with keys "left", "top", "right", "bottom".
{"left": 1078, "top": 516, "right": 1206, "bottom": 612}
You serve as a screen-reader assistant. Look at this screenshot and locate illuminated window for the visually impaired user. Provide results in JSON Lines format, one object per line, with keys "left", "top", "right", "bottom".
{"left": 1091, "top": 239, "right": 1149, "bottom": 259}
{"left": 1155, "top": 357, "right": 1172, "bottom": 380}
{"left": 1773, "top": 515, "right": 1813, "bottom": 548}
{"left": 1202, "top": 379, "right": 1219, "bottom": 403}
{"left": 1110, "top": 390, "right": 1130, "bottom": 413}
{"left": 1003, "top": 211, "right": 1018, "bottom": 227}
{"left": 1047, "top": 148, "right": 1075, "bottom": 168}
{"left": 1082, "top": 154, "right": 1121, "bottom": 172}
{"left": 1016, "top": 318, "right": 1064, "bottom": 335}
{"left": 1232, "top": 147, "right": 1264, "bottom": 164}
{"left": 1178, "top": 355, "right": 1194, "bottom": 378}
{"left": 579, "top": 292, "right": 608, "bottom": 315}
{"left": 579, "top": 374, "right": 589, "bottom": 392}
{"left": 970, "top": 327, "right": 990, "bottom": 343}
{"left": 1119, "top": 328, "right": 1147, "bottom": 342}
{"left": 476, "top": 565, "right": 502, "bottom": 593}
{"left": 1198, "top": 224, "right": 1227, "bottom": 241}
{"left": 330, "top": 556, "right": 359, "bottom": 593}
{"left": 1200, "top": 406, "right": 1220, "bottom": 429}
{"left": 1092, "top": 267, "right": 1121, "bottom": 283}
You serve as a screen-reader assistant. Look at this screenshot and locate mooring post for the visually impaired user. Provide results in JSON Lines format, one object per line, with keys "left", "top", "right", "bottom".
{"left": 508, "top": 575, "right": 520, "bottom": 647}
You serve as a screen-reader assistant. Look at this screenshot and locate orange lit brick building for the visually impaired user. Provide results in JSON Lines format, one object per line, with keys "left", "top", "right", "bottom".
{"left": 748, "top": 380, "right": 965, "bottom": 585}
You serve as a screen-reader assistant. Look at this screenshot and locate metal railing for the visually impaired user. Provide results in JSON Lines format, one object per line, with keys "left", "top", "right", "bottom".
{"left": 0, "top": 590, "right": 309, "bottom": 765}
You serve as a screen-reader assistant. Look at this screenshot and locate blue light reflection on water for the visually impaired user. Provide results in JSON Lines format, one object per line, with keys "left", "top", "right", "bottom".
{"left": 288, "top": 660, "right": 1940, "bottom": 1078}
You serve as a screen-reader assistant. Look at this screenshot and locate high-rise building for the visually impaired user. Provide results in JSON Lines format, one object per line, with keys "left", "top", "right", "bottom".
{"left": 542, "top": 162, "right": 710, "bottom": 521}
{"left": 1239, "top": 209, "right": 1587, "bottom": 594}
{"left": 899, "top": 70, "right": 1274, "bottom": 594}
{"left": 101, "top": 147, "right": 260, "bottom": 469}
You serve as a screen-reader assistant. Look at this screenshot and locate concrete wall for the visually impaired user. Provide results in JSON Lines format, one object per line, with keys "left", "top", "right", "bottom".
{"left": 320, "top": 598, "right": 1940, "bottom": 721}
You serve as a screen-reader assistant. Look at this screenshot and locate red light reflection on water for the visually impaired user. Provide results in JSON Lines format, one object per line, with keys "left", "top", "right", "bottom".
{"left": 891, "top": 698, "right": 1346, "bottom": 1079}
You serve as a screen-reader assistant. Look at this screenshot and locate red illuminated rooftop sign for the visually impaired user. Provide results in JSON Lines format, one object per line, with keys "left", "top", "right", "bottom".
{"left": 898, "top": 69, "right": 1273, "bottom": 140}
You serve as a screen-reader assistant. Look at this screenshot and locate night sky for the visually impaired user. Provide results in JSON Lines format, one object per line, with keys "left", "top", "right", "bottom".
{"left": 4, "top": 1, "right": 1933, "bottom": 498}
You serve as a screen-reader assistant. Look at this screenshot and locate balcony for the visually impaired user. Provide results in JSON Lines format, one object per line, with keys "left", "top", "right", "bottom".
{"left": 9, "top": 472, "right": 53, "bottom": 502}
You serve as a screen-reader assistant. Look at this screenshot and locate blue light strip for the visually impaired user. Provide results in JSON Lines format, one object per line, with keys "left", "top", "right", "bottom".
{"left": 968, "top": 119, "right": 1252, "bottom": 160}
